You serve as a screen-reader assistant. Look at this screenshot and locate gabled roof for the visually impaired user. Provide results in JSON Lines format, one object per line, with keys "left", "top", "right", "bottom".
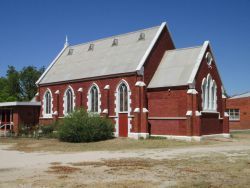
{"left": 37, "top": 22, "right": 168, "bottom": 85}
{"left": 230, "top": 92, "right": 250, "bottom": 99}
{"left": 148, "top": 45, "right": 204, "bottom": 88}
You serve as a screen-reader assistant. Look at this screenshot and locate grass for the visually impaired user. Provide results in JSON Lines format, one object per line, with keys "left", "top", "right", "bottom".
{"left": 47, "top": 165, "right": 81, "bottom": 174}
{"left": 0, "top": 137, "right": 213, "bottom": 153}
{"left": 0, "top": 131, "right": 249, "bottom": 153}
{"left": 231, "top": 130, "right": 250, "bottom": 139}
{"left": 70, "top": 151, "right": 250, "bottom": 187}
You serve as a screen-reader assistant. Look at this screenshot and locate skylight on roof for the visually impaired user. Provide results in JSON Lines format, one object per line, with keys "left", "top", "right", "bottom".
{"left": 112, "top": 39, "right": 118, "bottom": 46}
{"left": 88, "top": 44, "right": 94, "bottom": 51}
{"left": 138, "top": 33, "right": 145, "bottom": 40}
{"left": 67, "top": 49, "right": 74, "bottom": 55}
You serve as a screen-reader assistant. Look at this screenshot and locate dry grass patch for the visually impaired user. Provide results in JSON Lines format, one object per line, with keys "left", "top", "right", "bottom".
{"left": 50, "top": 162, "right": 62, "bottom": 165}
{"left": 47, "top": 165, "right": 81, "bottom": 174}
{"left": 84, "top": 180, "right": 158, "bottom": 188}
{"left": 231, "top": 130, "right": 250, "bottom": 140}
{"left": 69, "top": 152, "right": 250, "bottom": 187}
{"left": 0, "top": 137, "right": 213, "bottom": 153}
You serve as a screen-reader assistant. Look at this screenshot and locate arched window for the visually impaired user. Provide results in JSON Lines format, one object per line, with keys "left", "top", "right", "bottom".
{"left": 90, "top": 86, "right": 98, "bottom": 112}
{"left": 118, "top": 83, "right": 128, "bottom": 112}
{"left": 201, "top": 74, "right": 217, "bottom": 111}
{"left": 65, "top": 88, "right": 73, "bottom": 114}
{"left": 87, "top": 84, "right": 101, "bottom": 113}
{"left": 201, "top": 78, "right": 207, "bottom": 110}
{"left": 44, "top": 90, "right": 52, "bottom": 115}
{"left": 212, "top": 81, "right": 217, "bottom": 110}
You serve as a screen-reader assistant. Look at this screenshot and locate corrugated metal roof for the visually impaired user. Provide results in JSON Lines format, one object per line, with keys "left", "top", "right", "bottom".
{"left": 39, "top": 25, "right": 161, "bottom": 84}
{"left": 148, "top": 46, "right": 203, "bottom": 88}
{"left": 230, "top": 92, "right": 250, "bottom": 99}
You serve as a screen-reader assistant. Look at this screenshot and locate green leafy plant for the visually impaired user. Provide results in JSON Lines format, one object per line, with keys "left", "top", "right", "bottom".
{"left": 58, "top": 108, "right": 114, "bottom": 143}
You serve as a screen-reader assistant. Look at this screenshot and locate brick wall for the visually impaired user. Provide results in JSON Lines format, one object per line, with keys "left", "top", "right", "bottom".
{"left": 13, "top": 106, "right": 40, "bottom": 133}
{"left": 226, "top": 97, "right": 250, "bottom": 130}
{"left": 144, "top": 27, "right": 175, "bottom": 85}
{"left": 39, "top": 75, "right": 138, "bottom": 124}
{"left": 147, "top": 87, "right": 189, "bottom": 135}
{"left": 194, "top": 46, "right": 227, "bottom": 135}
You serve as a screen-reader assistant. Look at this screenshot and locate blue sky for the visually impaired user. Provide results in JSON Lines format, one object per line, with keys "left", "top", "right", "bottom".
{"left": 0, "top": 0, "right": 249, "bottom": 95}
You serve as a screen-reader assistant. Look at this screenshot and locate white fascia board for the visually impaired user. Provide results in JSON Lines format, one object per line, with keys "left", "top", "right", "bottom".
{"left": 36, "top": 45, "right": 68, "bottom": 86}
{"left": 187, "top": 41, "right": 209, "bottom": 85}
{"left": 207, "top": 42, "right": 226, "bottom": 90}
{"left": 136, "top": 22, "right": 166, "bottom": 71}
{"left": 0, "top": 101, "right": 41, "bottom": 107}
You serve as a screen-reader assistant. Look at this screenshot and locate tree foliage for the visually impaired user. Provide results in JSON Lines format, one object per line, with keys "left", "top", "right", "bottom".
{"left": 0, "top": 65, "right": 44, "bottom": 102}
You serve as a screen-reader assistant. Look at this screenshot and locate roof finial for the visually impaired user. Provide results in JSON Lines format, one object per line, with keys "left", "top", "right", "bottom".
{"left": 64, "top": 35, "right": 69, "bottom": 47}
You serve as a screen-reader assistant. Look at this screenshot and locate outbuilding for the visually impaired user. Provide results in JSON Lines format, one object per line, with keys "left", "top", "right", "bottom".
{"left": 226, "top": 92, "right": 250, "bottom": 130}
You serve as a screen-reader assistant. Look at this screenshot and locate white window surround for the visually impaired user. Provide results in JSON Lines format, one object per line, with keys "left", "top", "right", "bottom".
{"left": 205, "top": 52, "right": 213, "bottom": 66}
{"left": 87, "top": 83, "right": 101, "bottom": 114}
{"left": 63, "top": 86, "right": 76, "bottom": 116}
{"left": 201, "top": 74, "right": 217, "bottom": 112}
{"left": 42, "top": 89, "right": 53, "bottom": 118}
{"left": 118, "top": 83, "right": 129, "bottom": 112}
{"left": 114, "top": 80, "right": 132, "bottom": 137}
{"left": 227, "top": 109, "right": 240, "bottom": 121}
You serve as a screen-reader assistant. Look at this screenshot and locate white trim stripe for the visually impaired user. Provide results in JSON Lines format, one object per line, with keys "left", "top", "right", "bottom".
{"left": 187, "top": 41, "right": 209, "bottom": 84}
{"left": 36, "top": 45, "right": 68, "bottom": 85}
{"left": 0, "top": 102, "right": 41, "bottom": 107}
{"left": 136, "top": 22, "right": 166, "bottom": 71}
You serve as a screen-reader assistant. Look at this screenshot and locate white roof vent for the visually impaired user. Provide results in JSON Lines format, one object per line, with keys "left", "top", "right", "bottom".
{"left": 138, "top": 33, "right": 145, "bottom": 40}
{"left": 88, "top": 44, "right": 94, "bottom": 51}
{"left": 67, "top": 49, "right": 74, "bottom": 55}
{"left": 112, "top": 38, "right": 118, "bottom": 46}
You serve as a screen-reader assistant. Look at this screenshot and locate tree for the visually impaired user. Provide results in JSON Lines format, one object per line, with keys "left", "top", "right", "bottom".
{"left": 0, "top": 77, "right": 9, "bottom": 102}
{"left": 6, "top": 66, "right": 20, "bottom": 101}
{"left": 0, "top": 65, "right": 44, "bottom": 102}
{"left": 19, "top": 66, "right": 45, "bottom": 101}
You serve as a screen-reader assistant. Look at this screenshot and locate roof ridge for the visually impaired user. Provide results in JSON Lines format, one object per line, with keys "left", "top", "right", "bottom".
{"left": 69, "top": 25, "right": 161, "bottom": 48}
{"left": 231, "top": 91, "right": 250, "bottom": 98}
{"left": 165, "top": 45, "right": 203, "bottom": 53}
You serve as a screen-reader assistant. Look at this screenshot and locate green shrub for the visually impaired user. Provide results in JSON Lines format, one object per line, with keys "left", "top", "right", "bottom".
{"left": 41, "top": 125, "right": 54, "bottom": 135}
{"left": 58, "top": 108, "right": 114, "bottom": 142}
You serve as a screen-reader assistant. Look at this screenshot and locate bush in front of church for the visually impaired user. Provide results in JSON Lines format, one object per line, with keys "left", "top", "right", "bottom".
{"left": 58, "top": 108, "right": 114, "bottom": 142}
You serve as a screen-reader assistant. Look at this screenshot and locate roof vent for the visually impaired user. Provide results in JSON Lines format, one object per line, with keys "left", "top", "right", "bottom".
{"left": 138, "top": 33, "right": 145, "bottom": 40}
{"left": 112, "top": 38, "right": 118, "bottom": 46}
{"left": 88, "top": 44, "right": 94, "bottom": 51}
{"left": 67, "top": 49, "right": 74, "bottom": 55}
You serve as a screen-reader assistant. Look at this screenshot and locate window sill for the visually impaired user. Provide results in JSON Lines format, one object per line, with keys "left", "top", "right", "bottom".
{"left": 40, "top": 116, "right": 53, "bottom": 119}
{"left": 43, "top": 114, "right": 53, "bottom": 118}
{"left": 229, "top": 119, "right": 240, "bottom": 122}
{"left": 118, "top": 112, "right": 129, "bottom": 114}
{"left": 201, "top": 110, "right": 219, "bottom": 114}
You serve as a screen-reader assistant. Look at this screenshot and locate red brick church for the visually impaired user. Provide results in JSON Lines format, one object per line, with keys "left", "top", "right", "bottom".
{"left": 32, "top": 22, "right": 229, "bottom": 140}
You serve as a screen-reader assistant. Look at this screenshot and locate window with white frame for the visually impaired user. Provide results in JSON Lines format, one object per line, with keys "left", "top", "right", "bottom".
{"left": 118, "top": 83, "right": 128, "bottom": 112}
{"left": 90, "top": 86, "right": 98, "bottom": 112}
{"left": 227, "top": 109, "right": 240, "bottom": 121}
{"left": 65, "top": 88, "right": 74, "bottom": 114}
{"left": 201, "top": 74, "right": 217, "bottom": 111}
{"left": 205, "top": 52, "right": 213, "bottom": 66}
{"left": 44, "top": 90, "right": 52, "bottom": 115}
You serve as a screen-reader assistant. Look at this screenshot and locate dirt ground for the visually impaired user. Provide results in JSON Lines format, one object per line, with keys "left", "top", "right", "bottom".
{"left": 0, "top": 131, "right": 250, "bottom": 188}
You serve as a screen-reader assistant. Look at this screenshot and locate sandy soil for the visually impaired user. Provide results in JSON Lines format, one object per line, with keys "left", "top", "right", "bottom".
{"left": 0, "top": 136, "right": 250, "bottom": 187}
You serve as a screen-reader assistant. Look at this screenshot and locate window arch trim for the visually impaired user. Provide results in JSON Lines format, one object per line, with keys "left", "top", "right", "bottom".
{"left": 63, "top": 86, "right": 75, "bottom": 115}
{"left": 201, "top": 74, "right": 217, "bottom": 112}
{"left": 43, "top": 88, "right": 53, "bottom": 118}
{"left": 87, "top": 83, "right": 101, "bottom": 113}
